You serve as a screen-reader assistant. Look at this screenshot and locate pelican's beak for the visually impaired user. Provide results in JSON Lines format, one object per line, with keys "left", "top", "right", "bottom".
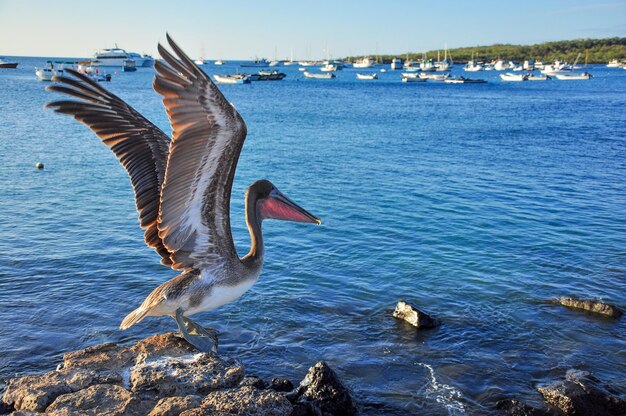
{"left": 262, "top": 188, "right": 321, "bottom": 225}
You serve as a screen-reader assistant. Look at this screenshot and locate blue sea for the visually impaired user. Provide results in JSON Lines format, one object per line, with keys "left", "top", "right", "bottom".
{"left": 1, "top": 57, "right": 625, "bottom": 415}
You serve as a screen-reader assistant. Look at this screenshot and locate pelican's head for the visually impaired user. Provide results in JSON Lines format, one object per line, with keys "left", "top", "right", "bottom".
{"left": 249, "top": 179, "right": 321, "bottom": 225}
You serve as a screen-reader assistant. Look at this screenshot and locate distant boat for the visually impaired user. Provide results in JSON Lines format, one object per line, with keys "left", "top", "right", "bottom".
{"left": 0, "top": 58, "right": 18, "bottom": 68}
{"left": 253, "top": 70, "right": 287, "bottom": 81}
{"left": 353, "top": 57, "right": 374, "bottom": 69}
{"left": 444, "top": 76, "right": 487, "bottom": 84}
{"left": 523, "top": 60, "right": 535, "bottom": 70}
{"left": 401, "top": 75, "right": 426, "bottom": 83}
{"left": 321, "top": 63, "right": 337, "bottom": 72}
{"left": 527, "top": 74, "right": 551, "bottom": 81}
{"left": 195, "top": 58, "right": 206, "bottom": 65}
{"left": 390, "top": 58, "right": 403, "bottom": 70}
{"left": 213, "top": 74, "right": 251, "bottom": 84}
{"left": 241, "top": 58, "right": 269, "bottom": 68}
{"left": 554, "top": 72, "right": 592, "bottom": 80}
{"left": 214, "top": 59, "right": 224, "bottom": 65}
{"left": 606, "top": 59, "right": 623, "bottom": 68}
{"left": 500, "top": 73, "right": 528, "bottom": 82}
{"left": 420, "top": 58, "right": 436, "bottom": 72}
{"left": 464, "top": 53, "right": 482, "bottom": 72}
{"left": 128, "top": 52, "right": 153, "bottom": 67}
{"left": 356, "top": 73, "right": 378, "bottom": 80}
{"left": 92, "top": 46, "right": 147, "bottom": 67}
{"left": 123, "top": 60, "right": 137, "bottom": 72}
{"left": 303, "top": 70, "right": 335, "bottom": 79}
{"left": 418, "top": 73, "right": 449, "bottom": 81}
{"left": 35, "top": 61, "right": 73, "bottom": 81}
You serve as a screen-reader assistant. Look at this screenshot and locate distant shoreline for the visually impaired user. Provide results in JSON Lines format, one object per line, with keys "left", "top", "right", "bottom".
{"left": 345, "top": 37, "right": 626, "bottom": 64}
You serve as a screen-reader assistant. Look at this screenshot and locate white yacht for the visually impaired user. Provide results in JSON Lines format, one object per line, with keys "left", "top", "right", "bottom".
{"left": 390, "top": 58, "right": 403, "bottom": 70}
{"left": 606, "top": 59, "right": 623, "bottom": 68}
{"left": 353, "top": 57, "right": 374, "bottom": 69}
{"left": 92, "top": 47, "right": 152, "bottom": 67}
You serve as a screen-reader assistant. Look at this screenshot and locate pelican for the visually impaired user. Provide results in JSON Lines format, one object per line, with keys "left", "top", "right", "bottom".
{"left": 45, "top": 35, "right": 320, "bottom": 353}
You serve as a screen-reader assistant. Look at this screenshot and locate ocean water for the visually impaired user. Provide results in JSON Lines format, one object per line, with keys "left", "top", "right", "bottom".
{"left": 1, "top": 57, "right": 625, "bottom": 415}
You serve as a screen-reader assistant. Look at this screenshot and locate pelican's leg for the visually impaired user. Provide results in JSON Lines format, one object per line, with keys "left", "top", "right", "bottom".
{"left": 174, "top": 308, "right": 218, "bottom": 354}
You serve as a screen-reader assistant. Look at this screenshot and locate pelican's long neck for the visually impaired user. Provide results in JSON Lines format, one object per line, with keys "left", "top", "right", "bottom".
{"left": 242, "top": 189, "right": 264, "bottom": 267}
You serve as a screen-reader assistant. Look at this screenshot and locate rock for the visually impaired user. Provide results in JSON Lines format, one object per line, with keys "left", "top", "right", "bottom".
{"left": 392, "top": 300, "right": 440, "bottom": 329}
{"left": 290, "top": 361, "right": 357, "bottom": 416}
{"left": 45, "top": 384, "right": 152, "bottom": 416}
{"left": 538, "top": 369, "right": 626, "bottom": 416}
{"left": 130, "top": 353, "right": 244, "bottom": 397}
{"left": 0, "top": 400, "right": 14, "bottom": 414}
{"left": 495, "top": 399, "right": 554, "bottom": 415}
{"left": 240, "top": 376, "right": 269, "bottom": 390}
{"left": 2, "top": 371, "right": 72, "bottom": 412}
{"left": 555, "top": 297, "right": 623, "bottom": 318}
{"left": 148, "top": 395, "right": 203, "bottom": 416}
{"left": 271, "top": 377, "right": 294, "bottom": 392}
{"left": 180, "top": 386, "right": 292, "bottom": 416}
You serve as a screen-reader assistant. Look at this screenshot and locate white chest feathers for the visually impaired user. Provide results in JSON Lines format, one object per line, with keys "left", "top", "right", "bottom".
{"left": 185, "top": 275, "right": 259, "bottom": 316}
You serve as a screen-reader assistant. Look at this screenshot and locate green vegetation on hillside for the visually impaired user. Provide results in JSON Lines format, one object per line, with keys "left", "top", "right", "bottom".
{"left": 347, "top": 37, "right": 626, "bottom": 64}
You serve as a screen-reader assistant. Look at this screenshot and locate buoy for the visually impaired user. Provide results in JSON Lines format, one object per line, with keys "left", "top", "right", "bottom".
{"left": 35, "top": 162, "right": 44, "bottom": 169}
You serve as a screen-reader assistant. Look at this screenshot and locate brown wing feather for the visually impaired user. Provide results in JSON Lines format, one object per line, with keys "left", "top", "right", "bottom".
{"left": 46, "top": 69, "right": 173, "bottom": 266}
{"left": 154, "top": 34, "right": 247, "bottom": 271}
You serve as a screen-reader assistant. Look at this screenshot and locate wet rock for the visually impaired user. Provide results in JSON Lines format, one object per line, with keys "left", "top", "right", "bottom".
{"left": 495, "top": 399, "right": 554, "bottom": 415}
{"left": 0, "top": 399, "right": 14, "bottom": 414}
{"left": 271, "top": 377, "right": 294, "bottom": 392}
{"left": 240, "top": 376, "right": 269, "bottom": 390}
{"left": 148, "top": 395, "right": 202, "bottom": 416}
{"left": 393, "top": 300, "right": 440, "bottom": 329}
{"left": 290, "top": 361, "right": 357, "bottom": 416}
{"left": 555, "top": 297, "right": 623, "bottom": 318}
{"left": 180, "top": 386, "right": 292, "bottom": 416}
{"left": 538, "top": 370, "right": 626, "bottom": 416}
{"left": 130, "top": 353, "right": 245, "bottom": 396}
{"left": 45, "top": 384, "right": 152, "bottom": 416}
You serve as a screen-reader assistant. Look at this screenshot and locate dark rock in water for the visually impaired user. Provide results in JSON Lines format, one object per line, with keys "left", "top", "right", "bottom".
{"left": 0, "top": 400, "right": 14, "bottom": 414}
{"left": 290, "top": 361, "right": 357, "bottom": 416}
{"left": 537, "top": 369, "right": 626, "bottom": 416}
{"left": 240, "top": 375, "right": 270, "bottom": 390}
{"left": 495, "top": 399, "right": 555, "bottom": 415}
{"left": 393, "top": 300, "right": 440, "bottom": 328}
{"left": 271, "top": 377, "right": 294, "bottom": 392}
{"left": 555, "top": 297, "right": 623, "bottom": 318}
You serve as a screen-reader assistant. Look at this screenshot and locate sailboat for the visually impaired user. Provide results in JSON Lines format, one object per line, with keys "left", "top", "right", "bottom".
{"left": 435, "top": 43, "right": 452, "bottom": 71}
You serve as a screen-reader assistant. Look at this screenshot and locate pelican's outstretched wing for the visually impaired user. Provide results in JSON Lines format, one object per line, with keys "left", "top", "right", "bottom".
{"left": 46, "top": 70, "right": 174, "bottom": 266}
{"left": 154, "top": 35, "right": 247, "bottom": 271}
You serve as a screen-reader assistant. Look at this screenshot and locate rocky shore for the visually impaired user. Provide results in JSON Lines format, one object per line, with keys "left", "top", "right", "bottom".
{"left": 1, "top": 333, "right": 356, "bottom": 416}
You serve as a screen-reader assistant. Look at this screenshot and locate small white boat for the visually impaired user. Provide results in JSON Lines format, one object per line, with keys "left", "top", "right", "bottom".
{"left": 523, "top": 60, "right": 535, "bottom": 70}
{"left": 401, "top": 75, "right": 426, "bottom": 83}
{"left": 195, "top": 58, "right": 206, "bottom": 65}
{"left": 269, "top": 60, "right": 280, "bottom": 67}
{"left": 356, "top": 73, "right": 378, "bottom": 80}
{"left": 0, "top": 58, "right": 19, "bottom": 68}
{"left": 606, "top": 59, "right": 623, "bottom": 68}
{"left": 418, "top": 73, "right": 449, "bottom": 81}
{"left": 35, "top": 61, "right": 73, "bottom": 81}
{"left": 213, "top": 74, "right": 250, "bottom": 84}
{"left": 303, "top": 70, "right": 335, "bottom": 79}
{"left": 214, "top": 59, "right": 224, "bottom": 65}
{"left": 353, "top": 57, "right": 374, "bottom": 68}
{"left": 464, "top": 61, "right": 483, "bottom": 72}
{"left": 321, "top": 64, "right": 337, "bottom": 72}
{"left": 500, "top": 73, "right": 528, "bottom": 82}
{"left": 444, "top": 76, "right": 486, "bottom": 84}
{"left": 527, "top": 74, "right": 551, "bottom": 81}
{"left": 554, "top": 72, "right": 592, "bottom": 80}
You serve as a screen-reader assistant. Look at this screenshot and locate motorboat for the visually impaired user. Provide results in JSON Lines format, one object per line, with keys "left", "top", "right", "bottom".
{"left": 241, "top": 58, "right": 269, "bottom": 67}
{"left": 254, "top": 70, "right": 287, "bottom": 80}
{"left": 303, "top": 70, "right": 335, "bottom": 79}
{"left": 298, "top": 60, "right": 317, "bottom": 67}
{"left": 523, "top": 60, "right": 535, "bottom": 70}
{"left": 353, "top": 57, "right": 374, "bottom": 69}
{"left": 91, "top": 47, "right": 131, "bottom": 67}
{"left": 444, "top": 76, "right": 487, "bottom": 84}
{"left": 512, "top": 65, "right": 524, "bottom": 71}
{"left": 390, "top": 58, "right": 403, "bottom": 70}
{"left": 554, "top": 72, "right": 592, "bottom": 80}
{"left": 214, "top": 59, "right": 224, "bottom": 65}
{"left": 194, "top": 58, "right": 206, "bottom": 65}
{"left": 213, "top": 74, "right": 251, "bottom": 84}
{"left": 500, "top": 73, "right": 528, "bottom": 82}
{"left": 420, "top": 58, "right": 436, "bottom": 72}
{"left": 35, "top": 61, "right": 74, "bottom": 81}
{"left": 418, "top": 72, "right": 449, "bottom": 81}
{"left": 464, "top": 60, "right": 483, "bottom": 72}
{"left": 527, "top": 74, "right": 551, "bottom": 81}
{"left": 0, "top": 58, "right": 18, "bottom": 68}
{"left": 321, "top": 63, "right": 337, "bottom": 72}
{"left": 123, "top": 60, "right": 137, "bottom": 72}
{"left": 606, "top": 59, "right": 623, "bottom": 68}
{"left": 356, "top": 73, "right": 378, "bottom": 80}
{"left": 401, "top": 75, "right": 426, "bottom": 83}
{"left": 403, "top": 60, "right": 420, "bottom": 71}
{"left": 494, "top": 60, "right": 509, "bottom": 71}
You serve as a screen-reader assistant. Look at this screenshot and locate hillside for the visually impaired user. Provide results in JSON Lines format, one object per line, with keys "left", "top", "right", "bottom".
{"left": 348, "top": 37, "right": 626, "bottom": 64}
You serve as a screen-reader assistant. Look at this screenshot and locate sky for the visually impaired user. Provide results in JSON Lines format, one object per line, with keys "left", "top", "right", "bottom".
{"left": 1, "top": 0, "right": 625, "bottom": 59}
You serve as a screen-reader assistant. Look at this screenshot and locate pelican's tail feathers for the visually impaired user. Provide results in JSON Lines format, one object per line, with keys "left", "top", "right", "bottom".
{"left": 120, "top": 307, "right": 148, "bottom": 330}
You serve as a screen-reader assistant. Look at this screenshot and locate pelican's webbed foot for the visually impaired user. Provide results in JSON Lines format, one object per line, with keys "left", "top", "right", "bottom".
{"left": 174, "top": 308, "right": 219, "bottom": 354}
